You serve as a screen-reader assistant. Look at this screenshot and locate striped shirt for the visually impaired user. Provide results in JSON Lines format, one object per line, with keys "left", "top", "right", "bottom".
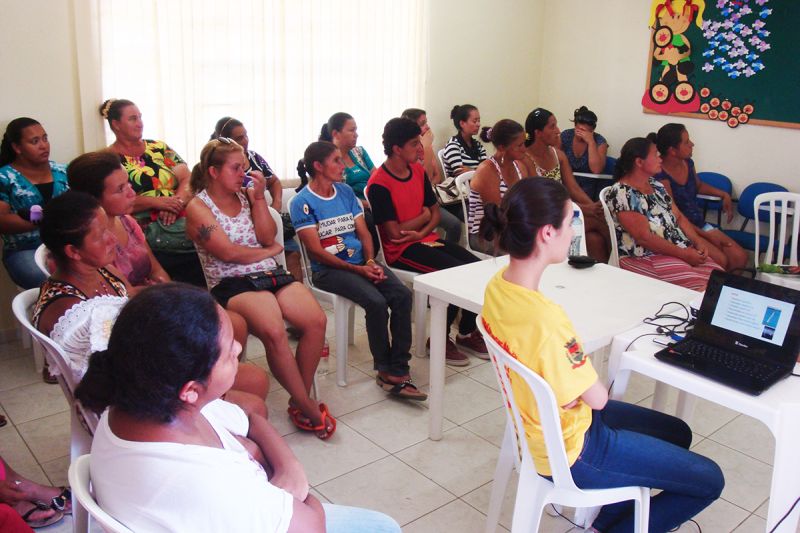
{"left": 442, "top": 135, "right": 487, "bottom": 179}
{"left": 468, "top": 158, "right": 523, "bottom": 234}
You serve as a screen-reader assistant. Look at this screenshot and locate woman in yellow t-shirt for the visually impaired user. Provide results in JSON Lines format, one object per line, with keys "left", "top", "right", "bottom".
{"left": 480, "top": 178, "right": 723, "bottom": 533}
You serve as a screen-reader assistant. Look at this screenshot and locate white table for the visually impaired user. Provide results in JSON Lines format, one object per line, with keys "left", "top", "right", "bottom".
{"left": 607, "top": 338, "right": 800, "bottom": 533}
{"left": 412, "top": 257, "right": 698, "bottom": 440}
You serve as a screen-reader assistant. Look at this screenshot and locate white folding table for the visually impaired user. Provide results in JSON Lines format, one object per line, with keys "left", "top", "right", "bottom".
{"left": 607, "top": 340, "right": 800, "bottom": 533}
{"left": 412, "top": 257, "right": 698, "bottom": 440}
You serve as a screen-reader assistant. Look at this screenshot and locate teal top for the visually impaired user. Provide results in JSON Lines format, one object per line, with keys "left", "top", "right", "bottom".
{"left": 343, "top": 146, "right": 375, "bottom": 200}
{"left": 0, "top": 161, "right": 69, "bottom": 252}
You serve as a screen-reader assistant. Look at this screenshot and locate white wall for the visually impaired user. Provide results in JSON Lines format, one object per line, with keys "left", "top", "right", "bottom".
{"left": 0, "top": 0, "right": 82, "bottom": 334}
{"left": 426, "top": 0, "right": 543, "bottom": 153}
{"left": 538, "top": 0, "right": 799, "bottom": 195}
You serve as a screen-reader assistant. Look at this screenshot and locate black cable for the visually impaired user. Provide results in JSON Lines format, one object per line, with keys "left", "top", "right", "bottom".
{"left": 669, "top": 518, "right": 702, "bottom": 532}
{"left": 768, "top": 496, "right": 800, "bottom": 533}
{"left": 547, "top": 504, "right": 582, "bottom": 529}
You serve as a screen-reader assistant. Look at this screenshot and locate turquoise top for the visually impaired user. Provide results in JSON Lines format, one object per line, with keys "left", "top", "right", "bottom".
{"left": 0, "top": 161, "right": 69, "bottom": 252}
{"left": 343, "top": 146, "right": 375, "bottom": 200}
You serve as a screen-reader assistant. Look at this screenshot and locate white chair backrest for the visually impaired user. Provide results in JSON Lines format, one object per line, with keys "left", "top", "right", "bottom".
{"left": 436, "top": 147, "right": 449, "bottom": 180}
{"left": 34, "top": 244, "right": 51, "bottom": 275}
{"left": 754, "top": 192, "right": 800, "bottom": 268}
{"left": 570, "top": 202, "right": 588, "bottom": 256}
{"left": 599, "top": 186, "right": 620, "bottom": 267}
{"left": 68, "top": 455, "right": 135, "bottom": 533}
{"left": 477, "top": 317, "right": 580, "bottom": 492}
{"left": 286, "top": 194, "right": 314, "bottom": 285}
{"left": 11, "top": 289, "right": 99, "bottom": 433}
{"left": 455, "top": 170, "right": 476, "bottom": 233}
{"left": 269, "top": 205, "right": 287, "bottom": 269}
{"left": 281, "top": 187, "right": 298, "bottom": 214}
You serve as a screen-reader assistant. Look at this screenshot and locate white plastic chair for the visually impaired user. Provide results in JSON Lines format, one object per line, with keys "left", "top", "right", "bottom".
{"left": 287, "top": 195, "right": 357, "bottom": 386}
{"left": 12, "top": 289, "right": 98, "bottom": 533}
{"left": 68, "top": 455, "right": 134, "bottom": 533}
{"left": 754, "top": 192, "right": 800, "bottom": 290}
{"left": 437, "top": 147, "right": 449, "bottom": 180}
{"left": 454, "top": 171, "right": 492, "bottom": 260}
{"left": 599, "top": 186, "right": 620, "bottom": 267}
{"left": 477, "top": 317, "right": 650, "bottom": 533}
{"left": 34, "top": 243, "right": 50, "bottom": 275}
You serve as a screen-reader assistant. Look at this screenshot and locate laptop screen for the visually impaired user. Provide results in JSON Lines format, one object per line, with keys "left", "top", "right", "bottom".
{"left": 710, "top": 286, "right": 795, "bottom": 346}
{"left": 696, "top": 271, "right": 800, "bottom": 364}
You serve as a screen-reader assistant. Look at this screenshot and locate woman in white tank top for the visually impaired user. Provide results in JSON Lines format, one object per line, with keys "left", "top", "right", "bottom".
{"left": 468, "top": 119, "right": 527, "bottom": 254}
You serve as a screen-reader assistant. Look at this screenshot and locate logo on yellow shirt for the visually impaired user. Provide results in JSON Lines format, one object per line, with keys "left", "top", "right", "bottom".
{"left": 564, "top": 338, "right": 587, "bottom": 369}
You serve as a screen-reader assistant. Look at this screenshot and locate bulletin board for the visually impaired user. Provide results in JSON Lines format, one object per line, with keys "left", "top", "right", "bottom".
{"left": 642, "top": 0, "right": 800, "bottom": 130}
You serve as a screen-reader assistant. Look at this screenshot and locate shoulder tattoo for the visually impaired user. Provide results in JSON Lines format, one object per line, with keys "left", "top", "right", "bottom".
{"left": 197, "top": 223, "right": 216, "bottom": 243}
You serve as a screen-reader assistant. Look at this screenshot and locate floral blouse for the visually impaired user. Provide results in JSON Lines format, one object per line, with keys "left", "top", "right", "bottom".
{"left": 120, "top": 140, "right": 185, "bottom": 215}
{"left": 606, "top": 178, "right": 692, "bottom": 257}
{"left": 0, "top": 162, "right": 69, "bottom": 252}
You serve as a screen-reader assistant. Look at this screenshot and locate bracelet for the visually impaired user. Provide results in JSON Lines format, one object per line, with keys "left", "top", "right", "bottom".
{"left": 366, "top": 259, "right": 376, "bottom": 266}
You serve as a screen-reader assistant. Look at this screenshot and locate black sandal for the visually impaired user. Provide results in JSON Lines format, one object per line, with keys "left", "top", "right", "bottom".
{"left": 49, "top": 487, "right": 72, "bottom": 514}
{"left": 376, "top": 376, "right": 428, "bottom": 401}
{"left": 20, "top": 501, "right": 64, "bottom": 528}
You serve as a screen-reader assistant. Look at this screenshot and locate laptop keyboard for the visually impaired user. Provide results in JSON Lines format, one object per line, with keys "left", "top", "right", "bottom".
{"left": 675, "top": 339, "right": 780, "bottom": 381}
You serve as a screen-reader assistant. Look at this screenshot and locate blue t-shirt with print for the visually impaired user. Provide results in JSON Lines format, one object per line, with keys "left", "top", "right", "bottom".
{"left": 0, "top": 161, "right": 69, "bottom": 252}
{"left": 290, "top": 183, "right": 365, "bottom": 272}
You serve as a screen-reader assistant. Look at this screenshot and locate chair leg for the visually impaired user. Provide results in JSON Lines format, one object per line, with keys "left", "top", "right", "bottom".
{"left": 485, "top": 426, "right": 515, "bottom": 533}
{"left": 510, "top": 466, "right": 548, "bottom": 533}
{"left": 70, "top": 409, "right": 91, "bottom": 533}
{"left": 634, "top": 487, "right": 651, "bottom": 533}
{"left": 19, "top": 321, "right": 31, "bottom": 349}
{"left": 333, "top": 299, "right": 350, "bottom": 387}
{"left": 32, "top": 342, "right": 45, "bottom": 373}
{"left": 347, "top": 305, "right": 356, "bottom": 345}
{"left": 413, "top": 293, "right": 428, "bottom": 358}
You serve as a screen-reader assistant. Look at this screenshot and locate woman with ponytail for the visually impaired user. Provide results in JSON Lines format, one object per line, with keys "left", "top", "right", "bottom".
{"left": 606, "top": 136, "right": 723, "bottom": 290}
{"left": 74, "top": 284, "right": 400, "bottom": 533}
{"left": 185, "top": 138, "right": 333, "bottom": 438}
{"left": 480, "top": 177, "right": 723, "bottom": 533}
{"left": 467, "top": 119, "right": 526, "bottom": 253}
{"left": 441, "top": 104, "right": 486, "bottom": 180}
{"left": 0, "top": 117, "right": 68, "bottom": 288}
{"left": 291, "top": 142, "right": 423, "bottom": 400}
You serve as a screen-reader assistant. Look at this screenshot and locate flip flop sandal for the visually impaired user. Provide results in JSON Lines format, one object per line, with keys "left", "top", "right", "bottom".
{"left": 287, "top": 404, "right": 337, "bottom": 440}
{"left": 49, "top": 487, "right": 72, "bottom": 514}
{"left": 20, "top": 501, "right": 64, "bottom": 529}
{"left": 376, "top": 376, "right": 428, "bottom": 401}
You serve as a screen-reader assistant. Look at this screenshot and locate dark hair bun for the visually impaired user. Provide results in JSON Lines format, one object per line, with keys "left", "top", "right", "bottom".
{"left": 75, "top": 349, "right": 115, "bottom": 414}
{"left": 450, "top": 105, "right": 460, "bottom": 120}
{"left": 646, "top": 132, "right": 658, "bottom": 144}
{"left": 478, "top": 202, "right": 506, "bottom": 244}
{"left": 480, "top": 126, "right": 492, "bottom": 143}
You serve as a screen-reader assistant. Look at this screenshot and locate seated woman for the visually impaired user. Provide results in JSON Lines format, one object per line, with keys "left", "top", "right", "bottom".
{"left": 560, "top": 106, "right": 609, "bottom": 198}
{"left": 33, "top": 191, "right": 267, "bottom": 417}
{"left": 211, "top": 117, "right": 304, "bottom": 282}
{"left": 319, "top": 112, "right": 380, "bottom": 252}
{"left": 291, "top": 141, "right": 425, "bottom": 400}
{"left": 367, "top": 118, "right": 487, "bottom": 366}
{"left": 468, "top": 119, "right": 526, "bottom": 254}
{"left": 0, "top": 117, "right": 68, "bottom": 289}
{"left": 480, "top": 177, "right": 724, "bottom": 533}
{"left": 74, "top": 284, "right": 401, "bottom": 533}
{"left": 441, "top": 104, "right": 487, "bottom": 181}
{"left": 100, "top": 98, "right": 205, "bottom": 286}
{"left": 1, "top": 453, "right": 71, "bottom": 529}
{"left": 185, "top": 138, "right": 333, "bottom": 438}
{"left": 521, "top": 108, "right": 610, "bottom": 262}
{"left": 651, "top": 123, "right": 747, "bottom": 272}
{"left": 401, "top": 107, "right": 462, "bottom": 244}
{"left": 607, "top": 137, "right": 724, "bottom": 291}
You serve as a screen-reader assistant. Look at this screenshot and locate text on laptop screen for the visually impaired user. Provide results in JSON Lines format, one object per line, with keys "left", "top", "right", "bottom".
{"left": 710, "top": 286, "right": 795, "bottom": 346}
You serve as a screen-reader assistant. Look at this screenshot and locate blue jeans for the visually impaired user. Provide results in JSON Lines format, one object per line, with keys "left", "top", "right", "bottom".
{"left": 323, "top": 503, "right": 401, "bottom": 533}
{"left": 437, "top": 206, "right": 463, "bottom": 244}
{"left": 568, "top": 401, "right": 724, "bottom": 533}
{"left": 2, "top": 248, "right": 46, "bottom": 289}
{"left": 313, "top": 266, "right": 412, "bottom": 376}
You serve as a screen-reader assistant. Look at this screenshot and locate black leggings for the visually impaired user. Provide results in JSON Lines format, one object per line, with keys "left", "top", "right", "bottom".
{"left": 390, "top": 240, "right": 480, "bottom": 334}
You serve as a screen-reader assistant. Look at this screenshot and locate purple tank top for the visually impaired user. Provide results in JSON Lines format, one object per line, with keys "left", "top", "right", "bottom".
{"left": 654, "top": 159, "right": 704, "bottom": 227}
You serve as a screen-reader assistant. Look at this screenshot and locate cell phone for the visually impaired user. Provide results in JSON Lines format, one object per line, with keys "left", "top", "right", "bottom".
{"left": 242, "top": 174, "right": 253, "bottom": 187}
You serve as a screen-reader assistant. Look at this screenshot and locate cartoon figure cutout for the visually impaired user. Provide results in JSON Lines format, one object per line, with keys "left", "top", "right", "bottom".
{"left": 644, "top": 0, "right": 706, "bottom": 113}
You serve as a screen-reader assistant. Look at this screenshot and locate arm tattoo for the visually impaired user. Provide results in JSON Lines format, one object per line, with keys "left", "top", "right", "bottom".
{"left": 197, "top": 223, "right": 216, "bottom": 243}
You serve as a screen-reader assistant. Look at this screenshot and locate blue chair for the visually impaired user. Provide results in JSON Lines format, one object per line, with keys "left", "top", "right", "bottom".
{"left": 723, "top": 182, "right": 788, "bottom": 251}
{"left": 696, "top": 171, "right": 733, "bottom": 227}
{"left": 602, "top": 155, "right": 617, "bottom": 177}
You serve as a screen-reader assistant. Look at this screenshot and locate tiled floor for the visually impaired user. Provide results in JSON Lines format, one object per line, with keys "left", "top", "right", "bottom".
{"left": 0, "top": 304, "right": 794, "bottom": 532}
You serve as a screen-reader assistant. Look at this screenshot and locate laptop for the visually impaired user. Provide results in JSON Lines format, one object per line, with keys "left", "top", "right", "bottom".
{"left": 655, "top": 270, "right": 800, "bottom": 395}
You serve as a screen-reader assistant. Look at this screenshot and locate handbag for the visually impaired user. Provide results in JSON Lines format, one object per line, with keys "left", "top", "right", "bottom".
{"left": 144, "top": 216, "right": 195, "bottom": 253}
{"left": 243, "top": 267, "right": 295, "bottom": 291}
{"left": 433, "top": 177, "right": 465, "bottom": 206}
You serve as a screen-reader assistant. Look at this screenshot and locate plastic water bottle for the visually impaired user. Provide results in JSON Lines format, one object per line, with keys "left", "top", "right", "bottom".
{"left": 569, "top": 210, "right": 583, "bottom": 256}
{"left": 317, "top": 341, "right": 330, "bottom": 375}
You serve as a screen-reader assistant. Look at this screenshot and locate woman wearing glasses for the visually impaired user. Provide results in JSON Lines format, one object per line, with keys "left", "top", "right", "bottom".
{"left": 522, "top": 108, "right": 610, "bottom": 262}
{"left": 100, "top": 98, "right": 205, "bottom": 286}
{"left": 186, "top": 137, "right": 334, "bottom": 439}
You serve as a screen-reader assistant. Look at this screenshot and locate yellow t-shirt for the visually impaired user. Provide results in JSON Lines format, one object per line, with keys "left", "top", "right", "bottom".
{"left": 482, "top": 267, "right": 598, "bottom": 476}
